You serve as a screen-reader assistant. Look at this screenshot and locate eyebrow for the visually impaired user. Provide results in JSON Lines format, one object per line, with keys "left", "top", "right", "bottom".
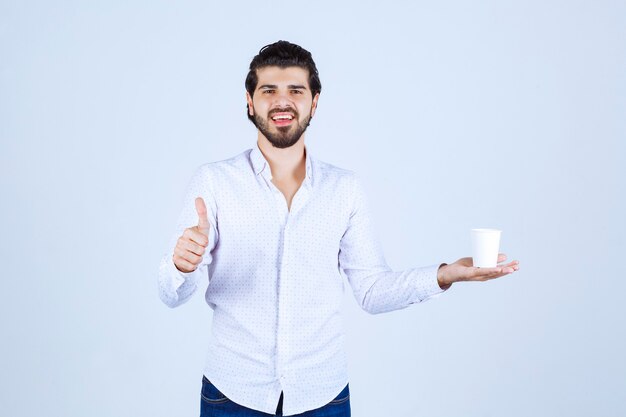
{"left": 258, "top": 84, "right": 308, "bottom": 90}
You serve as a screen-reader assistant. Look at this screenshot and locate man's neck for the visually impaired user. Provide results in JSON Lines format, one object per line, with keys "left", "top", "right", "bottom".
{"left": 257, "top": 135, "right": 306, "bottom": 182}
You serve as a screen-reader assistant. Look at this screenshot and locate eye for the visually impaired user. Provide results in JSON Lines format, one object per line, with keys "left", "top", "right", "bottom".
{"left": 262, "top": 90, "right": 274, "bottom": 94}
{"left": 291, "top": 90, "right": 303, "bottom": 94}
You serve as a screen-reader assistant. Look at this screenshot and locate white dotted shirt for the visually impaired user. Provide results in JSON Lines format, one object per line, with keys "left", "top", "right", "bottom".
{"left": 157, "top": 143, "right": 447, "bottom": 416}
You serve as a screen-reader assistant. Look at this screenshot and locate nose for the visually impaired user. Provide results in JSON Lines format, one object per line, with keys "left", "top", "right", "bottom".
{"left": 272, "top": 90, "right": 294, "bottom": 108}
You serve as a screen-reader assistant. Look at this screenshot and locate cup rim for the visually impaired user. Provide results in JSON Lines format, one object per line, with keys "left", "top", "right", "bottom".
{"left": 471, "top": 228, "right": 501, "bottom": 233}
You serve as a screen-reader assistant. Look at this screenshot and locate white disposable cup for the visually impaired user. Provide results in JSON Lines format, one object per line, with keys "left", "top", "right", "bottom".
{"left": 471, "top": 228, "right": 501, "bottom": 267}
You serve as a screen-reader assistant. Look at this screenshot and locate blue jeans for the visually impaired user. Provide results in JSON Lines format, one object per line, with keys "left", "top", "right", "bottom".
{"left": 200, "top": 375, "right": 351, "bottom": 416}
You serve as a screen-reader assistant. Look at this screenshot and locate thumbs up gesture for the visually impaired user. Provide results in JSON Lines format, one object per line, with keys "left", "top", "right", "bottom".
{"left": 173, "top": 197, "right": 211, "bottom": 273}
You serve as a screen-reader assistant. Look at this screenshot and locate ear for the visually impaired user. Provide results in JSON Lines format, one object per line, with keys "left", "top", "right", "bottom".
{"left": 246, "top": 91, "right": 254, "bottom": 116}
{"left": 310, "top": 93, "right": 320, "bottom": 118}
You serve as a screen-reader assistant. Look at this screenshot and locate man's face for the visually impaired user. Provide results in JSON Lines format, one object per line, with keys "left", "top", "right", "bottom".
{"left": 246, "top": 66, "right": 319, "bottom": 149}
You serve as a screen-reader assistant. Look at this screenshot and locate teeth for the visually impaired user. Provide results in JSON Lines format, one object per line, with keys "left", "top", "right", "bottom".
{"left": 272, "top": 115, "right": 293, "bottom": 120}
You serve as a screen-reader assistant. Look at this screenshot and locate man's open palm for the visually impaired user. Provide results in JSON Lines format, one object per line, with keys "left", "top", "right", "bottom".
{"left": 438, "top": 253, "right": 520, "bottom": 288}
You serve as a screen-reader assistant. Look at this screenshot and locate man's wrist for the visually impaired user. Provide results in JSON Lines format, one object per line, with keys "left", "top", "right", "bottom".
{"left": 437, "top": 263, "right": 452, "bottom": 290}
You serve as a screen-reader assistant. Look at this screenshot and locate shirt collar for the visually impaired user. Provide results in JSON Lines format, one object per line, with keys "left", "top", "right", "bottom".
{"left": 250, "top": 142, "right": 314, "bottom": 187}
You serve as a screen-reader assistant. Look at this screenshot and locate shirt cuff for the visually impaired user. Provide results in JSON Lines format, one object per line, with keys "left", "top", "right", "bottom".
{"left": 166, "top": 255, "right": 202, "bottom": 292}
{"left": 415, "top": 263, "right": 448, "bottom": 301}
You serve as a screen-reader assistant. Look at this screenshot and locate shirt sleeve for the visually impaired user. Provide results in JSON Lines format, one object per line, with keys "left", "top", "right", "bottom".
{"left": 338, "top": 173, "right": 447, "bottom": 315}
{"left": 157, "top": 164, "right": 219, "bottom": 308}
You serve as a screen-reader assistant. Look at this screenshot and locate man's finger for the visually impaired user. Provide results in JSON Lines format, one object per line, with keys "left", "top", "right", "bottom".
{"left": 472, "top": 266, "right": 503, "bottom": 278}
{"left": 189, "top": 229, "right": 209, "bottom": 247}
{"left": 185, "top": 240, "right": 206, "bottom": 256}
{"left": 476, "top": 265, "right": 517, "bottom": 278}
{"left": 195, "top": 197, "right": 210, "bottom": 232}
{"left": 503, "top": 260, "right": 519, "bottom": 269}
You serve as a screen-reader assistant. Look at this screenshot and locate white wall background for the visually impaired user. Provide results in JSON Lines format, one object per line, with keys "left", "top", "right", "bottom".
{"left": 1, "top": 1, "right": 624, "bottom": 416}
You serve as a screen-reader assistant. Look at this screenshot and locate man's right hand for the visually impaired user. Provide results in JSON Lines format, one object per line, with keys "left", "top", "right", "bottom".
{"left": 173, "top": 197, "right": 211, "bottom": 273}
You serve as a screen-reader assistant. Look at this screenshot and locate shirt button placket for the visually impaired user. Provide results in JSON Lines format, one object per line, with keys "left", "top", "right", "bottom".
{"left": 275, "top": 190, "right": 290, "bottom": 383}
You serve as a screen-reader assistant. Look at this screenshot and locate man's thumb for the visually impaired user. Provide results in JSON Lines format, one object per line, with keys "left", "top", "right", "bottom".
{"left": 195, "top": 197, "right": 210, "bottom": 233}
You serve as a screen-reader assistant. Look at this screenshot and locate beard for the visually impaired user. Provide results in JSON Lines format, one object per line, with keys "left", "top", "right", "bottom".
{"left": 254, "top": 108, "right": 312, "bottom": 149}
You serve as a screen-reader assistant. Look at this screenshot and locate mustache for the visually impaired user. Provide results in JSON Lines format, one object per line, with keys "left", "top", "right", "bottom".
{"left": 269, "top": 108, "right": 298, "bottom": 117}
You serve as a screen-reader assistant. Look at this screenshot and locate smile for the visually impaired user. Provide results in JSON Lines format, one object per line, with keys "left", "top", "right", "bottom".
{"left": 271, "top": 113, "right": 295, "bottom": 126}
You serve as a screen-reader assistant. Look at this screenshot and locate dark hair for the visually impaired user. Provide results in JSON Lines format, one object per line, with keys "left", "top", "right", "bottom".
{"left": 245, "top": 40, "right": 322, "bottom": 125}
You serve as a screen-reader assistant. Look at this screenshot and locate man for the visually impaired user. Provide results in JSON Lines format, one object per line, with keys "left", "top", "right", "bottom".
{"left": 158, "top": 40, "right": 520, "bottom": 417}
